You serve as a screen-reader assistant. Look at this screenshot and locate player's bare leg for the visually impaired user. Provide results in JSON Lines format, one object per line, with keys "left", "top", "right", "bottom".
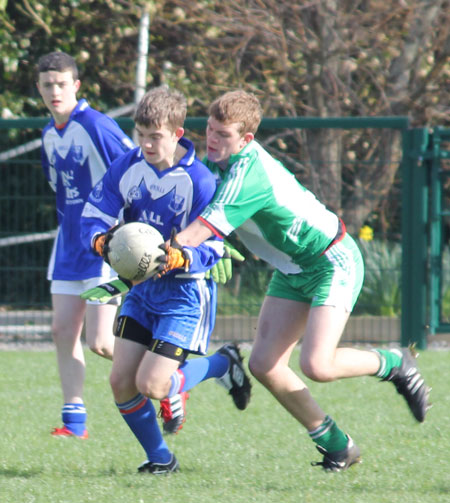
{"left": 249, "top": 295, "right": 361, "bottom": 471}
{"left": 249, "top": 296, "right": 325, "bottom": 431}
{"left": 51, "top": 294, "right": 86, "bottom": 404}
{"left": 51, "top": 294, "right": 88, "bottom": 438}
{"left": 136, "top": 351, "right": 180, "bottom": 400}
{"left": 300, "top": 305, "right": 380, "bottom": 382}
{"left": 110, "top": 337, "right": 147, "bottom": 402}
{"left": 301, "top": 305, "right": 430, "bottom": 421}
{"left": 110, "top": 337, "right": 176, "bottom": 474}
{"left": 135, "top": 350, "right": 186, "bottom": 434}
{"left": 85, "top": 302, "right": 117, "bottom": 360}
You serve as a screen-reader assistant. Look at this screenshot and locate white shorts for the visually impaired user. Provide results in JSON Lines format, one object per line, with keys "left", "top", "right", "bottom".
{"left": 50, "top": 277, "right": 121, "bottom": 306}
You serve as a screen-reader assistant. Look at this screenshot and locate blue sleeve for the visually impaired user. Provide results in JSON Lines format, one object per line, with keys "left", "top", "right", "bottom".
{"left": 183, "top": 239, "right": 224, "bottom": 274}
{"left": 180, "top": 160, "right": 223, "bottom": 273}
{"left": 87, "top": 114, "right": 134, "bottom": 166}
{"left": 80, "top": 156, "right": 128, "bottom": 252}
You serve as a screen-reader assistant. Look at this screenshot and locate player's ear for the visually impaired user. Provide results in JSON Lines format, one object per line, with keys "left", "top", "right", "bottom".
{"left": 175, "top": 127, "right": 184, "bottom": 140}
{"left": 74, "top": 79, "right": 81, "bottom": 93}
{"left": 241, "top": 132, "right": 254, "bottom": 148}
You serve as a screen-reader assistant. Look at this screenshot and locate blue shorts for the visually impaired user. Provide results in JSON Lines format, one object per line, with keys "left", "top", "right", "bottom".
{"left": 267, "top": 234, "right": 364, "bottom": 312}
{"left": 119, "top": 276, "right": 217, "bottom": 355}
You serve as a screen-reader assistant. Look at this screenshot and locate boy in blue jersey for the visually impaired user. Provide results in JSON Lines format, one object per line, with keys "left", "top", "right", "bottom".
{"left": 36, "top": 51, "right": 135, "bottom": 439}
{"left": 80, "top": 86, "right": 251, "bottom": 474}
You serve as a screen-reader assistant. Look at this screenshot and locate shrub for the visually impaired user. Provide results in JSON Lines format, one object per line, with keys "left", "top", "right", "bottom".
{"left": 356, "top": 239, "right": 402, "bottom": 316}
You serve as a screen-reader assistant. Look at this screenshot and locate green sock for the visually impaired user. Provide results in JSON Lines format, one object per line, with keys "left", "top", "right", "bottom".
{"left": 373, "top": 348, "right": 402, "bottom": 378}
{"left": 308, "top": 415, "right": 348, "bottom": 452}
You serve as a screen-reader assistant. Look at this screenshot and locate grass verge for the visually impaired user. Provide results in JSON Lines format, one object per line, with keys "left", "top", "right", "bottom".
{"left": 0, "top": 347, "right": 448, "bottom": 503}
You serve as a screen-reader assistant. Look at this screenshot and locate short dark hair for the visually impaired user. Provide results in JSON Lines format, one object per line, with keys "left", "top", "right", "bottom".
{"left": 134, "top": 85, "right": 187, "bottom": 131}
{"left": 36, "top": 52, "right": 79, "bottom": 81}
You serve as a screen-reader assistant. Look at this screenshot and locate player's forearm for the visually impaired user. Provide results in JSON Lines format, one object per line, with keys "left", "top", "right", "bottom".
{"left": 176, "top": 218, "right": 215, "bottom": 247}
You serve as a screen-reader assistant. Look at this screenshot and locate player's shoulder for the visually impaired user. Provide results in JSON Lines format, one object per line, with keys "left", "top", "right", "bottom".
{"left": 178, "top": 137, "right": 214, "bottom": 177}
{"left": 41, "top": 120, "right": 55, "bottom": 137}
{"left": 72, "top": 99, "right": 126, "bottom": 134}
{"left": 73, "top": 100, "right": 110, "bottom": 124}
{"left": 242, "top": 140, "right": 267, "bottom": 162}
{"left": 191, "top": 155, "right": 213, "bottom": 174}
{"left": 241, "top": 140, "right": 282, "bottom": 173}
{"left": 190, "top": 158, "right": 217, "bottom": 189}
{"left": 108, "top": 147, "right": 141, "bottom": 175}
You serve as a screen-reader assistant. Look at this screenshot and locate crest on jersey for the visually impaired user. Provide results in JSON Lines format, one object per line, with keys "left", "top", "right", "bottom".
{"left": 90, "top": 181, "right": 103, "bottom": 203}
{"left": 169, "top": 192, "right": 184, "bottom": 213}
{"left": 71, "top": 144, "right": 84, "bottom": 163}
{"left": 127, "top": 184, "right": 143, "bottom": 202}
{"left": 123, "top": 179, "right": 185, "bottom": 232}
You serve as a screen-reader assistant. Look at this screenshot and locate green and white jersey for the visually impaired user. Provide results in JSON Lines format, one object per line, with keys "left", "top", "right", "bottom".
{"left": 201, "top": 141, "right": 339, "bottom": 274}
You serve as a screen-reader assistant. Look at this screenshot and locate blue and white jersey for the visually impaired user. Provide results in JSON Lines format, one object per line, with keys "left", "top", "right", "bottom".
{"left": 81, "top": 137, "right": 223, "bottom": 318}
{"left": 41, "top": 99, "right": 134, "bottom": 280}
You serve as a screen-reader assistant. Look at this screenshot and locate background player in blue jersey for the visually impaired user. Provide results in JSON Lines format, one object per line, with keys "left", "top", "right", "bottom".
{"left": 80, "top": 86, "right": 251, "bottom": 474}
{"left": 36, "top": 52, "right": 134, "bottom": 438}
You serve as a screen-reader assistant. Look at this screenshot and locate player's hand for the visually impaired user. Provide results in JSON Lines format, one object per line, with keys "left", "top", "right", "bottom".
{"left": 205, "top": 242, "right": 245, "bottom": 284}
{"left": 155, "top": 228, "right": 191, "bottom": 279}
{"left": 93, "top": 224, "right": 120, "bottom": 262}
{"left": 80, "top": 278, "right": 132, "bottom": 303}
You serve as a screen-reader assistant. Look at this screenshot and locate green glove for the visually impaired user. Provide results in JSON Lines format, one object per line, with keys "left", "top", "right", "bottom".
{"left": 80, "top": 278, "right": 132, "bottom": 303}
{"left": 205, "top": 242, "right": 245, "bottom": 284}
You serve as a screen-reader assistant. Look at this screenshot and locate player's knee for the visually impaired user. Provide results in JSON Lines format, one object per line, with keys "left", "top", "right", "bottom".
{"left": 135, "top": 376, "right": 165, "bottom": 400}
{"left": 51, "top": 329, "right": 60, "bottom": 345}
{"left": 248, "top": 354, "right": 262, "bottom": 380}
{"left": 88, "top": 342, "right": 102, "bottom": 356}
{"left": 300, "top": 357, "right": 334, "bottom": 382}
{"left": 248, "top": 353, "right": 273, "bottom": 383}
{"left": 88, "top": 342, "right": 113, "bottom": 360}
{"left": 109, "top": 371, "right": 120, "bottom": 394}
{"left": 109, "top": 370, "right": 133, "bottom": 398}
{"left": 51, "top": 323, "right": 69, "bottom": 345}
{"left": 85, "top": 331, "right": 114, "bottom": 359}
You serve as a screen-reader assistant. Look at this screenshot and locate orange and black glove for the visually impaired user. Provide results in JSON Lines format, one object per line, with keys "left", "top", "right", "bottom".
{"left": 155, "top": 227, "right": 191, "bottom": 279}
{"left": 92, "top": 224, "right": 120, "bottom": 264}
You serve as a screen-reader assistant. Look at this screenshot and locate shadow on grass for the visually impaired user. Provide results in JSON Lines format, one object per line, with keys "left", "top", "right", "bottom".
{"left": 65, "top": 465, "right": 199, "bottom": 478}
{"left": 0, "top": 467, "right": 44, "bottom": 478}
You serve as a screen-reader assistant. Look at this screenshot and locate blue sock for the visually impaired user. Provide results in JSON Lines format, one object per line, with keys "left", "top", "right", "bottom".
{"left": 116, "top": 394, "right": 171, "bottom": 464}
{"left": 62, "top": 403, "right": 87, "bottom": 436}
{"left": 168, "top": 353, "right": 229, "bottom": 397}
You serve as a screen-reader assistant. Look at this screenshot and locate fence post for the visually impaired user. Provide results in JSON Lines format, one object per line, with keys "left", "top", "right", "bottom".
{"left": 401, "top": 128, "right": 429, "bottom": 349}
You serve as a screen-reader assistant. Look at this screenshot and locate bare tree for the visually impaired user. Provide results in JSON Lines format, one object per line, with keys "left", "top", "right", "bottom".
{"left": 2, "top": 0, "right": 449, "bottom": 234}
{"left": 150, "top": 0, "right": 449, "bottom": 233}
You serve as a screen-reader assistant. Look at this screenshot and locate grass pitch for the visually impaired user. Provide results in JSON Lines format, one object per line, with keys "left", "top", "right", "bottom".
{"left": 0, "top": 346, "right": 449, "bottom": 503}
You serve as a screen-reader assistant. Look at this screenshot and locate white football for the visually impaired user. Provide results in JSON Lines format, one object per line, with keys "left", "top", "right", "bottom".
{"left": 106, "top": 222, "right": 165, "bottom": 282}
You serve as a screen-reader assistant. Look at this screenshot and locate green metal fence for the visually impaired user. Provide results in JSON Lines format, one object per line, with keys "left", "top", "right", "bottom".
{"left": 402, "top": 126, "right": 450, "bottom": 348}
{"left": 2, "top": 115, "right": 442, "bottom": 348}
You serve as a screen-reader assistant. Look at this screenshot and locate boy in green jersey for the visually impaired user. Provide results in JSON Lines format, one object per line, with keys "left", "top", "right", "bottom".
{"left": 156, "top": 90, "right": 431, "bottom": 471}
